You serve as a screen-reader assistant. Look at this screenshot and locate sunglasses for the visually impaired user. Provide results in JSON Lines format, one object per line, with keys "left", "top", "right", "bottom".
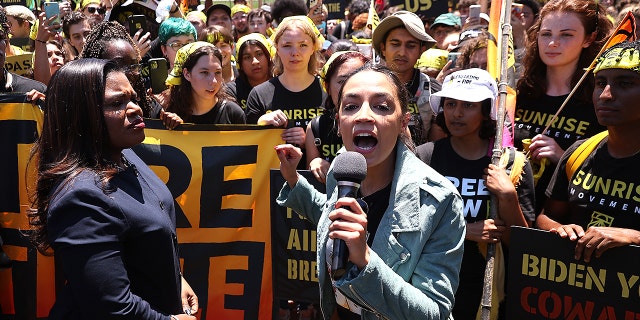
{"left": 85, "top": 6, "right": 106, "bottom": 15}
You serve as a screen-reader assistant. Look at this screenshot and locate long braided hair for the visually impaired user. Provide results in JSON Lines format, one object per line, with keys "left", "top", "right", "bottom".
{"left": 79, "top": 22, "right": 156, "bottom": 117}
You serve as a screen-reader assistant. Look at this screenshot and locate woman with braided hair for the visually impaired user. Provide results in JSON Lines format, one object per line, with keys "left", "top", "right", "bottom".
{"left": 80, "top": 21, "right": 162, "bottom": 118}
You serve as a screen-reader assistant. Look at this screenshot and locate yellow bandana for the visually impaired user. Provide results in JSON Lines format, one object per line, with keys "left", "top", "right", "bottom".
{"left": 235, "top": 33, "right": 276, "bottom": 69}
{"left": 271, "top": 15, "right": 325, "bottom": 51}
{"left": 319, "top": 51, "right": 358, "bottom": 91}
{"left": 166, "top": 41, "right": 216, "bottom": 86}
{"left": 593, "top": 46, "right": 640, "bottom": 74}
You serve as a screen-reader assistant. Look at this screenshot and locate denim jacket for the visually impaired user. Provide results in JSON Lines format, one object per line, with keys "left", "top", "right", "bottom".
{"left": 277, "top": 142, "right": 465, "bottom": 319}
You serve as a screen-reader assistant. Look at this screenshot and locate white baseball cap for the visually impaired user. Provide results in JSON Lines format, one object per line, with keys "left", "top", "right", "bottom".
{"left": 429, "top": 68, "right": 498, "bottom": 119}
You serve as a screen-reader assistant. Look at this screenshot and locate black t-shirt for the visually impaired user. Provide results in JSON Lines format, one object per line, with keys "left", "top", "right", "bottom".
{"left": 514, "top": 94, "right": 605, "bottom": 213}
{"left": 225, "top": 76, "right": 254, "bottom": 111}
{"left": 245, "top": 76, "right": 325, "bottom": 126}
{"left": 189, "top": 99, "right": 246, "bottom": 124}
{"left": 416, "top": 137, "right": 535, "bottom": 319}
{"left": 336, "top": 183, "right": 391, "bottom": 319}
{"left": 546, "top": 138, "right": 640, "bottom": 230}
{"left": 309, "top": 111, "right": 343, "bottom": 163}
{"left": 406, "top": 70, "right": 441, "bottom": 146}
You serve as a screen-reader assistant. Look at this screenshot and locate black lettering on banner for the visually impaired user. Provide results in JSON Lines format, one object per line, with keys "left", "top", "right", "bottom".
{"left": 270, "top": 170, "right": 322, "bottom": 304}
{"left": 132, "top": 144, "right": 193, "bottom": 227}
{"left": 0, "top": 119, "right": 38, "bottom": 213}
{"left": 179, "top": 241, "right": 265, "bottom": 319}
{"left": 201, "top": 145, "right": 257, "bottom": 228}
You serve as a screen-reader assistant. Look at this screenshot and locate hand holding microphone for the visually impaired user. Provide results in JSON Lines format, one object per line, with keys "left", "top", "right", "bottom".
{"left": 328, "top": 152, "right": 368, "bottom": 279}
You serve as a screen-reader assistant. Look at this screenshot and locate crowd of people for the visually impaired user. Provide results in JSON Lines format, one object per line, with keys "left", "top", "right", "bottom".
{"left": 0, "top": 0, "right": 638, "bottom": 318}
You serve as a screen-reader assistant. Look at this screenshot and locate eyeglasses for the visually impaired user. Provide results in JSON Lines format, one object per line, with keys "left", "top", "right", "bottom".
{"left": 85, "top": 6, "right": 106, "bottom": 15}
{"left": 167, "top": 40, "right": 194, "bottom": 50}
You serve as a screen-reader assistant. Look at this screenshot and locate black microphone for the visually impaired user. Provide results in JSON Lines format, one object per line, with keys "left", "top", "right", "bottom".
{"left": 330, "top": 151, "right": 367, "bottom": 279}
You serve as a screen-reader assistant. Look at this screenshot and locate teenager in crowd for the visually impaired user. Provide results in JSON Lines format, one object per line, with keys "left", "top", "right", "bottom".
{"left": 538, "top": 41, "right": 640, "bottom": 262}
{"left": 246, "top": 16, "right": 326, "bottom": 167}
{"left": 226, "top": 33, "right": 274, "bottom": 110}
{"left": 200, "top": 25, "right": 237, "bottom": 82}
{"left": 159, "top": 17, "right": 197, "bottom": 70}
{"left": 305, "top": 50, "right": 369, "bottom": 184}
{"left": 80, "top": 21, "right": 162, "bottom": 118}
{"left": 161, "top": 42, "right": 245, "bottom": 128}
{"left": 515, "top": 0, "right": 612, "bottom": 212}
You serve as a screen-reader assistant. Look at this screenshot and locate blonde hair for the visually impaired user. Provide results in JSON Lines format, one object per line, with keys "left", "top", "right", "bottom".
{"left": 272, "top": 16, "right": 322, "bottom": 76}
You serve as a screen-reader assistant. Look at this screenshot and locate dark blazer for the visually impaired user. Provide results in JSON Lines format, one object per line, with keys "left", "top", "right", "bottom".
{"left": 47, "top": 149, "right": 182, "bottom": 319}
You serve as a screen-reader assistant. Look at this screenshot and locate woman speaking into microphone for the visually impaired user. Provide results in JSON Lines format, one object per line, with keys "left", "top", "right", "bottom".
{"left": 275, "top": 64, "right": 465, "bottom": 319}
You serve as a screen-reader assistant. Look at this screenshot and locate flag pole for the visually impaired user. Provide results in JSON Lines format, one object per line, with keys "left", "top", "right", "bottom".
{"left": 482, "top": 0, "right": 512, "bottom": 318}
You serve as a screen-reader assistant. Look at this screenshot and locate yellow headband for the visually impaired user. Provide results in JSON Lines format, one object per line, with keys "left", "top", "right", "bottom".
{"left": 235, "top": 33, "right": 275, "bottom": 69}
{"left": 271, "top": 15, "right": 325, "bottom": 51}
{"left": 319, "top": 50, "right": 358, "bottom": 90}
{"left": 594, "top": 46, "right": 640, "bottom": 74}
{"left": 166, "top": 42, "right": 216, "bottom": 86}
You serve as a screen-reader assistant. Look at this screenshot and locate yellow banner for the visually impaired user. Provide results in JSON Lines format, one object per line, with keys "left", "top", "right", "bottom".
{"left": 5, "top": 53, "right": 34, "bottom": 77}
{"left": 0, "top": 99, "right": 284, "bottom": 319}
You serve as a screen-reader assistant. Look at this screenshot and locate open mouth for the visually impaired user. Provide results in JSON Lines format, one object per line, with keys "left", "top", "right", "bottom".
{"left": 354, "top": 133, "right": 378, "bottom": 151}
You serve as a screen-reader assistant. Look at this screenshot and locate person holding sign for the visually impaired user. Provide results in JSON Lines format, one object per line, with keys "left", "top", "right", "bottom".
{"left": 28, "top": 59, "right": 198, "bottom": 319}
{"left": 538, "top": 41, "right": 640, "bottom": 263}
{"left": 275, "top": 63, "right": 465, "bottom": 319}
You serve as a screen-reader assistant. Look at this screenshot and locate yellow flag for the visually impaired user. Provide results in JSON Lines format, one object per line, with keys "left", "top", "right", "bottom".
{"left": 366, "top": 0, "right": 379, "bottom": 32}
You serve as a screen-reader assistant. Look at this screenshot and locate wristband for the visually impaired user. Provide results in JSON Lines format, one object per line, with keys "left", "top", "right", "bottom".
{"left": 35, "top": 39, "right": 47, "bottom": 44}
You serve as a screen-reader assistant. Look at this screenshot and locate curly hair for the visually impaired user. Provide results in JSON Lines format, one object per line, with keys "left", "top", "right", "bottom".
{"left": 166, "top": 45, "right": 232, "bottom": 121}
{"left": 457, "top": 31, "right": 490, "bottom": 69}
{"left": 271, "top": 0, "right": 308, "bottom": 24}
{"left": 517, "top": 0, "right": 613, "bottom": 102}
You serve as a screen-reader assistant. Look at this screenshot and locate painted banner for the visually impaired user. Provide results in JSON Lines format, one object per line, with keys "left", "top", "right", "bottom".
{"left": 5, "top": 53, "right": 34, "bottom": 77}
{"left": 387, "top": 0, "right": 448, "bottom": 18}
{"left": 507, "top": 227, "right": 640, "bottom": 319}
{"left": 0, "top": 97, "right": 288, "bottom": 319}
{"left": 270, "top": 170, "right": 323, "bottom": 304}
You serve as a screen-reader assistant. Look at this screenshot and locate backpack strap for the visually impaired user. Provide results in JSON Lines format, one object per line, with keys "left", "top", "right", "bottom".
{"left": 565, "top": 131, "right": 609, "bottom": 181}
{"left": 418, "top": 142, "right": 435, "bottom": 165}
{"left": 311, "top": 116, "right": 322, "bottom": 146}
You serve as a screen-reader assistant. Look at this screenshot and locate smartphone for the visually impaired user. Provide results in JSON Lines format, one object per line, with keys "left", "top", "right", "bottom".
{"left": 308, "top": 0, "right": 322, "bottom": 16}
{"left": 44, "top": 1, "right": 61, "bottom": 32}
{"left": 128, "top": 15, "right": 147, "bottom": 38}
{"left": 148, "top": 58, "right": 168, "bottom": 93}
{"left": 447, "top": 52, "right": 461, "bottom": 70}
{"left": 469, "top": 4, "right": 481, "bottom": 19}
